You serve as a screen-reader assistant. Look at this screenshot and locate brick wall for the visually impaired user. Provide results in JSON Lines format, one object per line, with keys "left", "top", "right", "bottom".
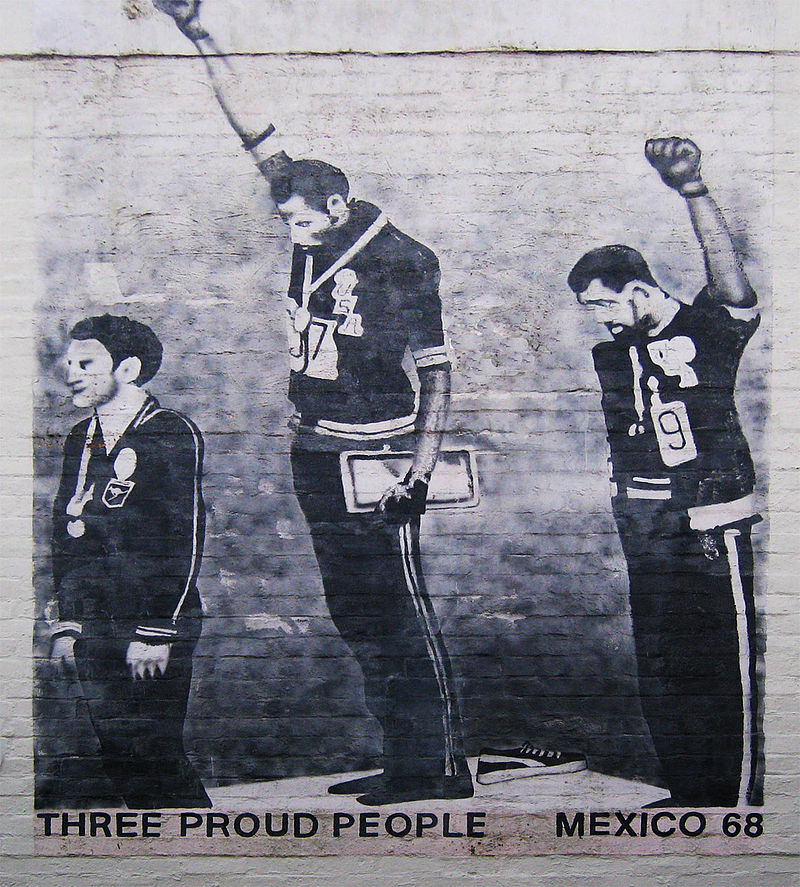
{"left": 31, "top": 50, "right": 772, "bottom": 793}
{"left": 1, "top": 2, "right": 798, "bottom": 884}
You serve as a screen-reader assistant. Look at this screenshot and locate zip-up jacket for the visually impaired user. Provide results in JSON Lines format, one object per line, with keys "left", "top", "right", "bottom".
{"left": 50, "top": 396, "right": 205, "bottom": 644}
{"left": 286, "top": 200, "right": 449, "bottom": 439}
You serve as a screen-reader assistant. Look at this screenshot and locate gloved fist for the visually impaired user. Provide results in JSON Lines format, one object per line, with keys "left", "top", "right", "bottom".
{"left": 377, "top": 476, "right": 429, "bottom": 518}
{"left": 152, "top": 0, "right": 206, "bottom": 38}
{"left": 645, "top": 137, "right": 708, "bottom": 197}
{"left": 126, "top": 640, "right": 171, "bottom": 679}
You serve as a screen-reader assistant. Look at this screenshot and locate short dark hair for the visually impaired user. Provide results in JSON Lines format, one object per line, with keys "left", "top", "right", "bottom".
{"left": 269, "top": 159, "right": 350, "bottom": 212}
{"left": 567, "top": 245, "right": 658, "bottom": 295}
{"left": 69, "top": 314, "right": 163, "bottom": 385}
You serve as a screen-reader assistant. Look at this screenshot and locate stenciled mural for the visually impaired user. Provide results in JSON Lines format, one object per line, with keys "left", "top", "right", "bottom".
{"left": 31, "top": 0, "right": 771, "bottom": 854}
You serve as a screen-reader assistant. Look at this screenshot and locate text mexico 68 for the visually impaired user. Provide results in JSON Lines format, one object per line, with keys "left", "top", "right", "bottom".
{"left": 555, "top": 811, "right": 764, "bottom": 839}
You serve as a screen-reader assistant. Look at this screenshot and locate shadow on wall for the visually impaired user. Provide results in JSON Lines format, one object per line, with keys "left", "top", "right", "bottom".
{"left": 30, "top": 50, "right": 770, "bottom": 804}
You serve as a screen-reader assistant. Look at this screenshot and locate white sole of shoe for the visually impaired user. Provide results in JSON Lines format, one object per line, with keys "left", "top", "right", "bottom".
{"left": 476, "top": 759, "right": 587, "bottom": 784}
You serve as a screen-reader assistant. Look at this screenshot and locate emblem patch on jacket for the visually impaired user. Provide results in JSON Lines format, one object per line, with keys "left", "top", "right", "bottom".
{"left": 332, "top": 268, "right": 364, "bottom": 337}
{"left": 102, "top": 447, "right": 137, "bottom": 508}
{"left": 647, "top": 336, "right": 698, "bottom": 388}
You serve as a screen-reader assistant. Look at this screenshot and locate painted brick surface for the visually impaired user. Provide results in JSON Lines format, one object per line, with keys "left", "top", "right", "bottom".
{"left": 0, "top": 2, "right": 798, "bottom": 884}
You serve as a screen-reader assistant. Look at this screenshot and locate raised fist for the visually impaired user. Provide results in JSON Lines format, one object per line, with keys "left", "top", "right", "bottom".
{"left": 645, "top": 137, "right": 707, "bottom": 197}
{"left": 152, "top": 0, "right": 206, "bottom": 38}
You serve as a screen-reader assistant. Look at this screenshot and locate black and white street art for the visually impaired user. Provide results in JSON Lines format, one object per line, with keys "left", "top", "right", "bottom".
{"left": 568, "top": 138, "right": 763, "bottom": 807}
{"left": 49, "top": 315, "right": 210, "bottom": 808}
{"left": 31, "top": 0, "right": 768, "bottom": 831}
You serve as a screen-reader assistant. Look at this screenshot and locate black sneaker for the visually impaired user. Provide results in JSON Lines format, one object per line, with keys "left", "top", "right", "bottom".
{"left": 476, "top": 742, "right": 587, "bottom": 784}
{"left": 357, "top": 773, "right": 474, "bottom": 806}
{"left": 328, "top": 773, "right": 386, "bottom": 795}
{"left": 641, "top": 797, "right": 676, "bottom": 808}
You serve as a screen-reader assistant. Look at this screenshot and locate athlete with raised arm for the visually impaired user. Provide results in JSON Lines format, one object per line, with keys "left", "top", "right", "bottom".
{"left": 568, "top": 138, "right": 763, "bottom": 807}
{"left": 151, "top": 0, "right": 473, "bottom": 805}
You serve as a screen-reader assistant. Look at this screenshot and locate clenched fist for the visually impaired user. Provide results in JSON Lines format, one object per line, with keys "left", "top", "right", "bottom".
{"left": 127, "top": 640, "right": 171, "bottom": 679}
{"left": 377, "top": 475, "right": 429, "bottom": 519}
{"left": 152, "top": 0, "right": 206, "bottom": 39}
{"left": 645, "top": 137, "right": 708, "bottom": 198}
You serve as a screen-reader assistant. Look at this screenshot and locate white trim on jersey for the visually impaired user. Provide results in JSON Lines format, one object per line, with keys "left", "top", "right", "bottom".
{"left": 687, "top": 493, "right": 757, "bottom": 531}
{"left": 170, "top": 414, "right": 203, "bottom": 624}
{"left": 306, "top": 411, "right": 418, "bottom": 440}
{"left": 723, "top": 304, "right": 760, "bottom": 323}
{"left": 133, "top": 398, "right": 159, "bottom": 429}
{"left": 723, "top": 528, "right": 756, "bottom": 806}
{"left": 398, "top": 522, "right": 458, "bottom": 778}
{"left": 136, "top": 625, "right": 179, "bottom": 640}
{"left": 412, "top": 344, "right": 450, "bottom": 369}
{"left": 632, "top": 476, "right": 671, "bottom": 485}
{"left": 626, "top": 487, "right": 672, "bottom": 500}
{"left": 50, "top": 620, "right": 83, "bottom": 639}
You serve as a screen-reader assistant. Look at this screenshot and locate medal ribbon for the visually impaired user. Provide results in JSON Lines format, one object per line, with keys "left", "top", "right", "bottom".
{"left": 628, "top": 345, "right": 646, "bottom": 436}
{"left": 300, "top": 212, "right": 388, "bottom": 311}
{"left": 66, "top": 415, "right": 98, "bottom": 523}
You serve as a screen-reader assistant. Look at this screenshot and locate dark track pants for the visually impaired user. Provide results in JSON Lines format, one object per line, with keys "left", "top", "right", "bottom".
{"left": 291, "top": 442, "right": 468, "bottom": 782}
{"left": 613, "top": 498, "right": 763, "bottom": 806}
{"left": 74, "top": 619, "right": 210, "bottom": 809}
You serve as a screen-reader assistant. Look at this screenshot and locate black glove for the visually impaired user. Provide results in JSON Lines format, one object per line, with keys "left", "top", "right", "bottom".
{"left": 377, "top": 476, "right": 429, "bottom": 518}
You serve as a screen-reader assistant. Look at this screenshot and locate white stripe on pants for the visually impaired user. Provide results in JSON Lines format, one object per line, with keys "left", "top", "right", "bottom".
{"left": 399, "top": 521, "right": 457, "bottom": 777}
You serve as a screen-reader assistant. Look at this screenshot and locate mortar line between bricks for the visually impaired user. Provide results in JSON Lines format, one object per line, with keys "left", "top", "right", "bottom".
{"left": 0, "top": 48, "right": 797, "bottom": 62}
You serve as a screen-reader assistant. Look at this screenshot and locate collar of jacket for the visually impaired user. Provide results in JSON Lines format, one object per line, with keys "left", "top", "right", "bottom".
{"left": 311, "top": 199, "right": 383, "bottom": 263}
{"left": 94, "top": 393, "right": 160, "bottom": 455}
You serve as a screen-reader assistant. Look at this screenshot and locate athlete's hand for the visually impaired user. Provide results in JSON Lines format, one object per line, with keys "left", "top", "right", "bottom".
{"left": 377, "top": 476, "right": 429, "bottom": 517}
{"left": 645, "top": 137, "right": 707, "bottom": 197}
{"left": 152, "top": 0, "right": 206, "bottom": 39}
{"left": 126, "top": 641, "right": 171, "bottom": 680}
{"left": 51, "top": 635, "right": 77, "bottom": 674}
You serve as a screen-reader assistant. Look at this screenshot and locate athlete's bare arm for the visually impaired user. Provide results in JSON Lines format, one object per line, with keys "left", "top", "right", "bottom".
{"left": 410, "top": 365, "right": 450, "bottom": 482}
{"left": 645, "top": 137, "right": 756, "bottom": 308}
{"left": 377, "top": 365, "right": 451, "bottom": 514}
{"left": 153, "top": 0, "right": 292, "bottom": 171}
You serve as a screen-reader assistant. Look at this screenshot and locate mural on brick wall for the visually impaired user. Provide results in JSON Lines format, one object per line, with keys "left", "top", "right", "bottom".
{"left": 32, "top": 0, "right": 770, "bottom": 851}
{"left": 568, "top": 137, "right": 763, "bottom": 808}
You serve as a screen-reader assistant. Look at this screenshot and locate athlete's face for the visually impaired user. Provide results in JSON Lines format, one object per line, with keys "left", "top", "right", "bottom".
{"left": 277, "top": 195, "right": 335, "bottom": 246}
{"left": 277, "top": 194, "right": 349, "bottom": 246}
{"left": 577, "top": 279, "right": 644, "bottom": 329}
{"left": 64, "top": 338, "right": 119, "bottom": 409}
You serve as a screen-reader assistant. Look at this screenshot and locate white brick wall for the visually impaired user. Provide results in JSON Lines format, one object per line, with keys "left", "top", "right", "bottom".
{"left": 0, "top": 2, "right": 798, "bottom": 884}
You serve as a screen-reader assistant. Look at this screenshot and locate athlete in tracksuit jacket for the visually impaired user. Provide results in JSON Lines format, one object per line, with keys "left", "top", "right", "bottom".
{"left": 569, "top": 138, "right": 763, "bottom": 807}
{"left": 285, "top": 196, "right": 472, "bottom": 803}
{"left": 50, "top": 315, "right": 210, "bottom": 808}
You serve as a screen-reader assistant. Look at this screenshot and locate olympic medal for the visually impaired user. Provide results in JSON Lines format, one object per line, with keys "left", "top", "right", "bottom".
{"left": 293, "top": 306, "right": 311, "bottom": 332}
